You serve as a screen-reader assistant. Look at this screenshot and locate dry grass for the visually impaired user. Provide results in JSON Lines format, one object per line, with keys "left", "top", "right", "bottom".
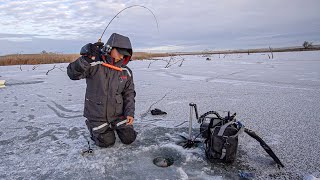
{"left": 1, "top": 45, "right": 319, "bottom": 66}
{"left": 0, "top": 52, "right": 170, "bottom": 66}
{"left": 0, "top": 53, "right": 80, "bottom": 66}
{"left": 131, "top": 52, "right": 172, "bottom": 60}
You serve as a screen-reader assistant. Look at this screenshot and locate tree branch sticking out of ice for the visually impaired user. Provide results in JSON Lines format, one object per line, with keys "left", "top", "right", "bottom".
{"left": 46, "top": 65, "right": 65, "bottom": 75}
{"left": 147, "top": 55, "right": 185, "bottom": 68}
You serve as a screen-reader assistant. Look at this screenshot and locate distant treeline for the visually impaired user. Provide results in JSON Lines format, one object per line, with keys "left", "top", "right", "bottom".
{"left": 175, "top": 45, "right": 320, "bottom": 56}
{"left": 0, "top": 46, "right": 319, "bottom": 66}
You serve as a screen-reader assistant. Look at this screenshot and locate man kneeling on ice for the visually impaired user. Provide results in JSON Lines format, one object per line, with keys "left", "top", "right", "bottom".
{"left": 67, "top": 33, "right": 137, "bottom": 147}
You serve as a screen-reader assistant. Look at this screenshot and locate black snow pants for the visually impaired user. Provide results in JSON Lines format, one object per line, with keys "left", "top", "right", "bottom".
{"left": 85, "top": 119, "right": 137, "bottom": 147}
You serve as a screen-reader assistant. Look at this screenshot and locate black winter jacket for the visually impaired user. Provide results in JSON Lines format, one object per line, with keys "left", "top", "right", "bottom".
{"left": 67, "top": 55, "right": 135, "bottom": 123}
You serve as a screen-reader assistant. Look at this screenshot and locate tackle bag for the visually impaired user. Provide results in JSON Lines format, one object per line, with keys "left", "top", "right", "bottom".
{"left": 202, "top": 112, "right": 244, "bottom": 163}
{"left": 198, "top": 110, "right": 284, "bottom": 167}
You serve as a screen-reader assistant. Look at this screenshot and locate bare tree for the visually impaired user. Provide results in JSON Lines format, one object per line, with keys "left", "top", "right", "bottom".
{"left": 269, "top": 46, "right": 274, "bottom": 59}
{"left": 303, "top": 41, "right": 313, "bottom": 49}
{"left": 165, "top": 56, "right": 185, "bottom": 68}
{"left": 164, "top": 56, "right": 173, "bottom": 68}
{"left": 32, "top": 65, "right": 40, "bottom": 70}
{"left": 147, "top": 60, "right": 157, "bottom": 68}
{"left": 202, "top": 49, "right": 211, "bottom": 57}
{"left": 178, "top": 58, "right": 185, "bottom": 67}
{"left": 46, "top": 65, "right": 56, "bottom": 75}
{"left": 148, "top": 56, "right": 185, "bottom": 68}
{"left": 46, "top": 65, "right": 65, "bottom": 75}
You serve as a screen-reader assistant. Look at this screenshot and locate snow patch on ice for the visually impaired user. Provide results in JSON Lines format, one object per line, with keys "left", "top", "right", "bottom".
{"left": 177, "top": 167, "right": 188, "bottom": 179}
{"left": 1, "top": 51, "right": 320, "bottom": 179}
{"left": 304, "top": 175, "right": 320, "bottom": 180}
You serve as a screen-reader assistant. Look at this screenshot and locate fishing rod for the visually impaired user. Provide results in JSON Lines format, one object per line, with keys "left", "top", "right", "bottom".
{"left": 84, "top": 5, "right": 159, "bottom": 76}
{"left": 98, "top": 5, "right": 159, "bottom": 43}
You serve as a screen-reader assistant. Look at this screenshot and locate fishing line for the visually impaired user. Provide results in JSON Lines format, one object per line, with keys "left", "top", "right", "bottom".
{"left": 98, "top": 5, "right": 159, "bottom": 42}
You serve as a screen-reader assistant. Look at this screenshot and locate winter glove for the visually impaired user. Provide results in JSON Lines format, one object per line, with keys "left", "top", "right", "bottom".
{"left": 80, "top": 42, "right": 104, "bottom": 63}
{"left": 151, "top": 108, "right": 167, "bottom": 115}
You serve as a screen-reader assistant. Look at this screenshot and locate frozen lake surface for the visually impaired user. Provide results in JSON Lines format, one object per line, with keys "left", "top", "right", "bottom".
{"left": 0, "top": 51, "right": 320, "bottom": 179}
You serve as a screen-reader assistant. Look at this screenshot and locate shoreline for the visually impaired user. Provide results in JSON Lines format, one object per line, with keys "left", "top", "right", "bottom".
{"left": 1, "top": 45, "right": 319, "bottom": 66}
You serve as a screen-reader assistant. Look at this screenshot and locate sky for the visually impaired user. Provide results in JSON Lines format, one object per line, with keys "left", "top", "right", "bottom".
{"left": 0, "top": 0, "right": 320, "bottom": 55}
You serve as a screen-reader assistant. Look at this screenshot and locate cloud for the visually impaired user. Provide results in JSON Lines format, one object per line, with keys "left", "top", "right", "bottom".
{"left": 0, "top": 0, "right": 320, "bottom": 55}
{"left": 0, "top": 37, "right": 32, "bottom": 42}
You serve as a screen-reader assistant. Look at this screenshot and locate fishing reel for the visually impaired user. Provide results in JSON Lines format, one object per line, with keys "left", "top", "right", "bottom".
{"left": 79, "top": 41, "right": 115, "bottom": 64}
{"left": 101, "top": 44, "right": 112, "bottom": 54}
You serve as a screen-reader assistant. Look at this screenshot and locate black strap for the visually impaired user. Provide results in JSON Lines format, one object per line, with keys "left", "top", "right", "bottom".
{"left": 244, "top": 128, "right": 284, "bottom": 168}
{"left": 198, "top": 111, "right": 223, "bottom": 142}
{"left": 199, "top": 111, "right": 223, "bottom": 123}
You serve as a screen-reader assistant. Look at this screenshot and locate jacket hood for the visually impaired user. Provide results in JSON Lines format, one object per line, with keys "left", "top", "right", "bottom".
{"left": 106, "top": 33, "right": 133, "bottom": 56}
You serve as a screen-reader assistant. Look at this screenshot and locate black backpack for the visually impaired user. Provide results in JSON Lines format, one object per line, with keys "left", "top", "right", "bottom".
{"left": 199, "top": 111, "right": 244, "bottom": 163}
